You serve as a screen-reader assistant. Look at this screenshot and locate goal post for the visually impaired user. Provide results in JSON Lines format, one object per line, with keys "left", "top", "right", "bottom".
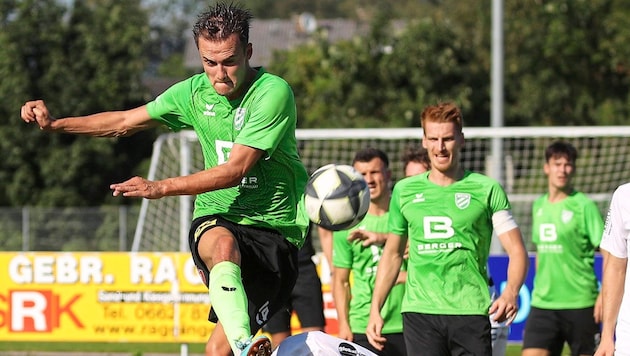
{"left": 131, "top": 126, "right": 630, "bottom": 253}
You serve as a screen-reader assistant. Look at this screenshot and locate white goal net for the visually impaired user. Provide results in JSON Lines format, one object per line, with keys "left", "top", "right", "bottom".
{"left": 131, "top": 127, "right": 630, "bottom": 253}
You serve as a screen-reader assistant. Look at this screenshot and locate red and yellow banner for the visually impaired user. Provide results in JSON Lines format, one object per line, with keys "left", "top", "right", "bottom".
{"left": 0, "top": 252, "right": 212, "bottom": 342}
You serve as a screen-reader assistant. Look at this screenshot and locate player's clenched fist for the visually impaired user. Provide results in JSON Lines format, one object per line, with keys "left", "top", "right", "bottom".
{"left": 20, "top": 100, "right": 54, "bottom": 130}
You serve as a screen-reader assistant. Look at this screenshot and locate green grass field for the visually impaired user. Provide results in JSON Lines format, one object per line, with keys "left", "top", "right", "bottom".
{"left": 0, "top": 341, "right": 531, "bottom": 355}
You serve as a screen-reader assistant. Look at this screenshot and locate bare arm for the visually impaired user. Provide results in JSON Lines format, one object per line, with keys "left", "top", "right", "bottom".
{"left": 595, "top": 251, "right": 627, "bottom": 356}
{"left": 332, "top": 267, "right": 353, "bottom": 341}
{"left": 21, "top": 100, "right": 266, "bottom": 199}
{"left": 111, "top": 143, "right": 265, "bottom": 198}
{"left": 366, "top": 233, "right": 405, "bottom": 350}
{"left": 489, "top": 227, "right": 529, "bottom": 324}
{"left": 318, "top": 226, "right": 334, "bottom": 274}
{"left": 594, "top": 250, "right": 607, "bottom": 324}
{"left": 21, "top": 100, "right": 159, "bottom": 137}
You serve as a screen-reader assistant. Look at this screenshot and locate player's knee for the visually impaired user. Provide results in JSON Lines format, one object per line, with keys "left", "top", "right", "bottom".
{"left": 198, "top": 228, "right": 240, "bottom": 267}
{"left": 205, "top": 338, "right": 231, "bottom": 356}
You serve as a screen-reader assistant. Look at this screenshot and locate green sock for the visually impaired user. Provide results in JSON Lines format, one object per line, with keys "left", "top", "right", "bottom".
{"left": 208, "top": 261, "right": 251, "bottom": 353}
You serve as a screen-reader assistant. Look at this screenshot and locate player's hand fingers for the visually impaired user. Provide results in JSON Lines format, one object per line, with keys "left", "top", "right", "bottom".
{"left": 366, "top": 325, "right": 386, "bottom": 350}
{"left": 348, "top": 230, "right": 365, "bottom": 240}
{"left": 21, "top": 101, "right": 42, "bottom": 123}
{"left": 110, "top": 177, "right": 161, "bottom": 199}
{"left": 20, "top": 105, "right": 34, "bottom": 123}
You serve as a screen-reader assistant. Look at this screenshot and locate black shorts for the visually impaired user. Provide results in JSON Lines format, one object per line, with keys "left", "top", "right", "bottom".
{"left": 263, "top": 257, "right": 325, "bottom": 333}
{"left": 522, "top": 306, "right": 599, "bottom": 356}
{"left": 353, "top": 332, "right": 407, "bottom": 356}
{"left": 188, "top": 215, "right": 299, "bottom": 333}
{"left": 402, "top": 313, "right": 491, "bottom": 355}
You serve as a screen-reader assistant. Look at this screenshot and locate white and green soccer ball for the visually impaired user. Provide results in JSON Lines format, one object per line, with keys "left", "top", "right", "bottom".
{"left": 304, "top": 164, "right": 370, "bottom": 231}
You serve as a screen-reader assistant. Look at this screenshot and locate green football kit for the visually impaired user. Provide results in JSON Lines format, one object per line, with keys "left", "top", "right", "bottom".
{"left": 144, "top": 68, "right": 310, "bottom": 353}
{"left": 389, "top": 171, "right": 511, "bottom": 316}
{"left": 146, "top": 69, "right": 309, "bottom": 248}
{"left": 333, "top": 213, "right": 405, "bottom": 334}
{"left": 531, "top": 191, "right": 603, "bottom": 309}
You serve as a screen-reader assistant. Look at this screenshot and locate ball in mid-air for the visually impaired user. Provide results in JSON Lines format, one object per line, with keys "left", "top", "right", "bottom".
{"left": 304, "top": 164, "right": 370, "bottom": 231}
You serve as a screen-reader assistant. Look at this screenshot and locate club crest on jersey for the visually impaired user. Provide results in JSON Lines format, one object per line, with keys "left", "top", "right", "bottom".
{"left": 561, "top": 209, "right": 574, "bottom": 223}
{"left": 455, "top": 193, "right": 471, "bottom": 209}
{"left": 234, "top": 108, "right": 246, "bottom": 130}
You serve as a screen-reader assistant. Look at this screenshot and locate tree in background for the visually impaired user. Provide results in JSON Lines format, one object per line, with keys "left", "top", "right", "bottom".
{"left": 0, "top": 0, "right": 154, "bottom": 207}
{"left": 269, "top": 3, "right": 489, "bottom": 128}
{"left": 504, "top": 0, "right": 630, "bottom": 126}
{"left": 269, "top": 0, "right": 630, "bottom": 128}
{"left": 3, "top": 0, "right": 630, "bottom": 206}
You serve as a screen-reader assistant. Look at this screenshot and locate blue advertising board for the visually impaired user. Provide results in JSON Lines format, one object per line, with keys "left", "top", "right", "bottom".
{"left": 488, "top": 253, "right": 603, "bottom": 342}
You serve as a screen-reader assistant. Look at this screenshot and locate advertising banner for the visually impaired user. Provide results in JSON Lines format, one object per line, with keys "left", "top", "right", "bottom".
{"left": 0, "top": 252, "right": 212, "bottom": 342}
{"left": 0, "top": 252, "right": 603, "bottom": 343}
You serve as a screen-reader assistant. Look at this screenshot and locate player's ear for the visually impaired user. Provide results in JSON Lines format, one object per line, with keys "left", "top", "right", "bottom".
{"left": 246, "top": 43, "right": 253, "bottom": 60}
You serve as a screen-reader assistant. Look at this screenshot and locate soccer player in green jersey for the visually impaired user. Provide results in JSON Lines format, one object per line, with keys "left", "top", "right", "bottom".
{"left": 333, "top": 148, "right": 407, "bottom": 356}
{"left": 402, "top": 142, "right": 509, "bottom": 356}
{"left": 522, "top": 141, "right": 604, "bottom": 356}
{"left": 366, "top": 102, "right": 529, "bottom": 355}
{"left": 20, "top": 3, "right": 308, "bottom": 356}
{"left": 401, "top": 144, "right": 431, "bottom": 177}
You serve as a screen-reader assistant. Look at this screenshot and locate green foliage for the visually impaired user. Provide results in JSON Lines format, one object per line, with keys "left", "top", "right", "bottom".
{"left": 504, "top": 0, "right": 630, "bottom": 125}
{"left": 157, "top": 53, "right": 198, "bottom": 78}
{"left": 269, "top": 5, "right": 489, "bottom": 128}
{"left": 0, "top": 0, "right": 155, "bottom": 207}
{"left": 269, "top": 0, "right": 630, "bottom": 128}
{"left": 0, "top": 0, "right": 629, "bottom": 228}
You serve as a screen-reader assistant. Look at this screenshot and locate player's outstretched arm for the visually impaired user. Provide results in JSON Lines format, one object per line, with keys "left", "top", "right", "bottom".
{"left": 490, "top": 227, "right": 528, "bottom": 325}
{"left": 111, "top": 143, "right": 265, "bottom": 199}
{"left": 20, "top": 100, "right": 159, "bottom": 137}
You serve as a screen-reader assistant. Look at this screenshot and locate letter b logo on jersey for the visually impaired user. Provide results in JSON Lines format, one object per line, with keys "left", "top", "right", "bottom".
{"left": 424, "top": 216, "right": 455, "bottom": 239}
{"left": 539, "top": 223, "right": 557, "bottom": 242}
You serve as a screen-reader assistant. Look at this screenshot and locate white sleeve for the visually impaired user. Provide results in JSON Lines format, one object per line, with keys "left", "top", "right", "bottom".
{"left": 600, "top": 184, "right": 630, "bottom": 259}
{"left": 492, "top": 210, "right": 518, "bottom": 236}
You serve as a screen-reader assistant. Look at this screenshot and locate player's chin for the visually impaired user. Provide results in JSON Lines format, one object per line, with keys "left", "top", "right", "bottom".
{"left": 213, "top": 83, "right": 234, "bottom": 95}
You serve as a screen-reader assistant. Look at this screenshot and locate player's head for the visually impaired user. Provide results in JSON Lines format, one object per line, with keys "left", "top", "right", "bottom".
{"left": 352, "top": 147, "right": 391, "bottom": 203}
{"left": 420, "top": 102, "right": 465, "bottom": 174}
{"left": 193, "top": 2, "right": 252, "bottom": 48}
{"left": 193, "top": 3, "right": 254, "bottom": 100}
{"left": 544, "top": 141, "right": 577, "bottom": 190}
{"left": 545, "top": 140, "right": 578, "bottom": 164}
{"left": 401, "top": 144, "right": 431, "bottom": 177}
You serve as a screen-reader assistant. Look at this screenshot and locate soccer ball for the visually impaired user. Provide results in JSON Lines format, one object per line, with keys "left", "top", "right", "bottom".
{"left": 304, "top": 164, "right": 370, "bottom": 231}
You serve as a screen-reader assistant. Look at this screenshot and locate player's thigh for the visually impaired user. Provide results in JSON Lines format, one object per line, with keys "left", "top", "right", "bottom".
{"left": 560, "top": 307, "right": 599, "bottom": 356}
{"left": 522, "top": 307, "right": 564, "bottom": 354}
{"left": 447, "top": 315, "right": 492, "bottom": 355}
{"left": 191, "top": 215, "right": 299, "bottom": 331}
{"left": 403, "top": 313, "right": 491, "bottom": 355}
{"left": 237, "top": 225, "right": 298, "bottom": 331}
{"left": 291, "top": 260, "right": 325, "bottom": 328}
{"left": 402, "top": 313, "right": 444, "bottom": 354}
